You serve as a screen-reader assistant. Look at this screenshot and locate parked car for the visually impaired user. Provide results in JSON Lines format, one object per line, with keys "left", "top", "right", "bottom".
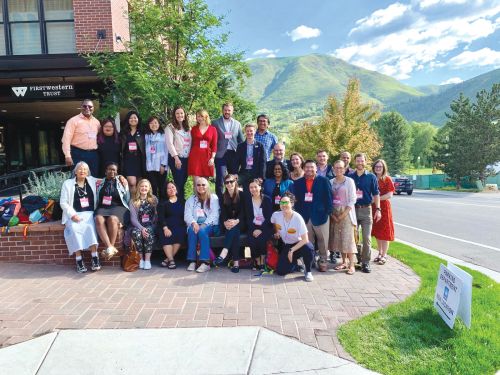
{"left": 392, "top": 176, "right": 413, "bottom": 195}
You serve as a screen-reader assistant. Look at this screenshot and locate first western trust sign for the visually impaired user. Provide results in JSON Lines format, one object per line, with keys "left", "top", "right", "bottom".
{"left": 12, "top": 84, "right": 75, "bottom": 99}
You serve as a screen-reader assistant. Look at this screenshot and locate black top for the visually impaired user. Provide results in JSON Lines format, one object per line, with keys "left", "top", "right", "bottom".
{"left": 220, "top": 195, "right": 246, "bottom": 231}
{"left": 98, "top": 178, "right": 123, "bottom": 208}
{"left": 158, "top": 199, "right": 185, "bottom": 229}
{"left": 271, "top": 183, "right": 281, "bottom": 212}
{"left": 244, "top": 193, "right": 273, "bottom": 235}
{"left": 72, "top": 179, "right": 95, "bottom": 212}
{"left": 98, "top": 136, "right": 121, "bottom": 177}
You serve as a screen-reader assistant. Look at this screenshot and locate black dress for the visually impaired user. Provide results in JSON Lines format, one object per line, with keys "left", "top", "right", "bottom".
{"left": 97, "top": 136, "right": 121, "bottom": 177}
{"left": 122, "top": 132, "right": 143, "bottom": 177}
{"left": 158, "top": 199, "right": 186, "bottom": 246}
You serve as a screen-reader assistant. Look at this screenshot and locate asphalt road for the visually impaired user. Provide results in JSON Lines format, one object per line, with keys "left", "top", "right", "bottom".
{"left": 390, "top": 189, "right": 500, "bottom": 273}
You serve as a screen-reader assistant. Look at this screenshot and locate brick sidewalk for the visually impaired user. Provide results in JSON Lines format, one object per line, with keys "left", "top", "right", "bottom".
{"left": 0, "top": 258, "right": 419, "bottom": 359}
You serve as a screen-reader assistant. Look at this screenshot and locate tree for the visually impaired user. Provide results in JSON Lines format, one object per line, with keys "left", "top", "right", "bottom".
{"left": 409, "top": 121, "right": 437, "bottom": 167}
{"left": 85, "top": 0, "right": 255, "bottom": 121}
{"left": 372, "top": 112, "right": 412, "bottom": 175}
{"left": 433, "top": 84, "right": 500, "bottom": 187}
{"left": 288, "top": 79, "right": 381, "bottom": 161}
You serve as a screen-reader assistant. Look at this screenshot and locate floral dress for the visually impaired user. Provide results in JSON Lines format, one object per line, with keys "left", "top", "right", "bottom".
{"left": 131, "top": 199, "right": 157, "bottom": 254}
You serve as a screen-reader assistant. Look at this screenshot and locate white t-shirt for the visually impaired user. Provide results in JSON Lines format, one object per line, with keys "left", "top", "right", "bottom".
{"left": 271, "top": 211, "right": 307, "bottom": 244}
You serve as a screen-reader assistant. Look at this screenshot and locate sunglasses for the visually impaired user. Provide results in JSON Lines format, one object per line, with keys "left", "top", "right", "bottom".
{"left": 82, "top": 105, "right": 93, "bottom": 109}
{"left": 197, "top": 184, "right": 206, "bottom": 187}
{"left": 279, "top": 201, "right": 291, "bottom": 205}
{"left": 224, "top": 180, "right": 235, "bottom": 184}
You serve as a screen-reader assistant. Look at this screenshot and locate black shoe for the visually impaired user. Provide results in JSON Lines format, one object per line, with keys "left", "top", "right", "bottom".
{"left": 335, "top": 251, "right": 341, "bottom": 259}
{"left": 361, "top": 263, "right": 371, "bottom": 273}
{"left": 231, "top": 266, "right": 240, "bottom": 273}
{"left": 76, "top": 259, "right": 87, "bottom": 273}
{"left": 91, "top": 256, "right": 101, "bottom": 271}
{"left": 329, "top": 252, "right": 335, "bottom": 263}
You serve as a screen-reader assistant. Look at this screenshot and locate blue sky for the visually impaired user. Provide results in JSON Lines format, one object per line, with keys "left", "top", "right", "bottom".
{"left": 205, "top": 0, "right": 500, "bottom": 86}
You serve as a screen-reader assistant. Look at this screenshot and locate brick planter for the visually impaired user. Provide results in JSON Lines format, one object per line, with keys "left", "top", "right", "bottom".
{"left": 0, "top": 221, "right": 123, "bottom": 267}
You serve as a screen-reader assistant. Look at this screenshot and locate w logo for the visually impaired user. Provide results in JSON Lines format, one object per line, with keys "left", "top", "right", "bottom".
{"left": 12, "top": 86, "right": 28, "bottom": 97}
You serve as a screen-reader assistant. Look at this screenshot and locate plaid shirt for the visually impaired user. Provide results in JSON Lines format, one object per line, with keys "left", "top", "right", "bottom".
{"left": 255, "top": 130, "right": 278, "bottom": 161}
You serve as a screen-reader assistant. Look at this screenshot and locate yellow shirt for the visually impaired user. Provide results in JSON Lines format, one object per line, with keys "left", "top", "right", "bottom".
{"left": 61, "top": 113, "right": 100, "bottom": 158}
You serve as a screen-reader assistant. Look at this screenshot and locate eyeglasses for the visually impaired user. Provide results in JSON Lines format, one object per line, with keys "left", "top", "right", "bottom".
{"left": 374, "top": 166, "right": 383, "bottom": 169}
{"left": 224, "top": 180, "right": 235, "bottom": 184}
{"left": 197, "top": 184, "right": 206, "bottom": 187}
{"left": 82, "top": 105, "right": 93, "bottom": 109}
{"left": 279, "top": 201, "right": 291, "bottom": 205}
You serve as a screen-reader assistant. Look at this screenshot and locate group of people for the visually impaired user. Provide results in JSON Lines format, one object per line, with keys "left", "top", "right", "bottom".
{"left": 60, "top": 99, "right": 395, "bottom": 281}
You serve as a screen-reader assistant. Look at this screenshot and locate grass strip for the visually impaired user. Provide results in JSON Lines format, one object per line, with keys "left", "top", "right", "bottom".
{"left": 337, "top": 241, "right": 500, "bottom": 375}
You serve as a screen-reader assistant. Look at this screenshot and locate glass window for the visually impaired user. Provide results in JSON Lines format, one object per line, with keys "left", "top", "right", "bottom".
{"left": 46, "top": 22, "right": 75, "bottom": 53}
{"left": 11, "top": 23, "right": 42, "bottom": 55}
{"left": 43, "top": 0, "right": 73, "bottom": 20}
{"left": 0, "top": 28, "right": 5, "bottom": 56}
{"left": 8, "top": 0, "right": 39, "bottom": 21}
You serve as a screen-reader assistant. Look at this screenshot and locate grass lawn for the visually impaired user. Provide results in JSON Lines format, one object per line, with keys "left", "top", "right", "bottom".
{"left": 402, "top": 167, "right": 438, "bottom": 175}
{"left": 337, "top": 241, "right": 500, "bottom": 375}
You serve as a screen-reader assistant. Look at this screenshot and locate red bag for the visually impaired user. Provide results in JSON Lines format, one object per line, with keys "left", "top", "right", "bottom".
{"left": 266, "top": 240, "right": 279, "bottom": 270}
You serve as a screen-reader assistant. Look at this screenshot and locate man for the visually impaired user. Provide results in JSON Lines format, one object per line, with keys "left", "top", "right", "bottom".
{"left": 265, "top": 142, "right": 292, "bottom": 178}
{"left": 61, "top": 99, "right": 100, "bottom": 176}
{"left": 254, "top": 114, "right": 278, "bottom": 161}
{"left": 316, "top": 150, "right": 334, "bottom": 180}
{"left": 212, "top": 103, "right": 244, "bottom": 198}
{"left": 294, "top": 160, "right": 333, "bottom": 272}
{"left": 341, "top": 151, "right": 355, "bottom": 175}
{"left": 236, "top": 123, "right": 266, "bottom": 190}
{"left": 348, "top": 153, "right": 381, "bottom": 273}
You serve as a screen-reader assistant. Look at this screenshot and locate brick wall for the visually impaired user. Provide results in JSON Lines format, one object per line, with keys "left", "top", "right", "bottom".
{"left": 74, "top": 0, "right": 129, "bottom": 53}
{"left": 0, "top": 222, "right": 122, "bottom": 268}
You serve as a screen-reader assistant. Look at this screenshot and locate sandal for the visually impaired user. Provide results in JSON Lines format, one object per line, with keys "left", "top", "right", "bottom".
{"left": 334, "top": 264, "right": 348, "bottom": 271}
{"left": 378, "top": 257, "right": 387, "bottom": 265}
{"left": 167, "top": 260, "right": 177, "bottom": 269}
{"left": 161, "top": 259, "right": 169, "bottom": 267}
{"left": 347, "top": 267, "right": 355, "bottom": 275}
{"left": 374, "top": 256, "right": 381, "bottom": 263}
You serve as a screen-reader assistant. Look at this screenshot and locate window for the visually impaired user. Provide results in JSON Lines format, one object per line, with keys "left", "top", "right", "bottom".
{"left": 1, "top": 0, "right": 75, "bottom": 55}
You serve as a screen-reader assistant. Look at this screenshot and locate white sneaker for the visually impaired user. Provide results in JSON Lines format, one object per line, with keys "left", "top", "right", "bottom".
{"left": 144, "top": 261, "right": 151, "bottom": 270}
{"left": 305, "top": 272, "right": 314, "bottom": 282}
{"left": 139, "top": 259, "right": 145, "bottom": 269}
{"left": 196, "top": 263, "right": 210, "bottom": 273}
{"left": 187, "top": 262, "right": 196, "bottom": 271}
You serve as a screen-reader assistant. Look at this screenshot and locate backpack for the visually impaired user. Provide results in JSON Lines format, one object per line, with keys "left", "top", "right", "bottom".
{"left": 0, "top": 200, "right": 21, "bottom": 227}
{"left": 21, "top": 196, "right": 48, "bottom": 214}
{"left": 266, "top": 240, "right": 279, "bottom": 270}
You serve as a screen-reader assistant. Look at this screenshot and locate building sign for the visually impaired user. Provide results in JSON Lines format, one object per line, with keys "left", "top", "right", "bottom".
{"left": 11, "top": 84, "right": 75, "bottom": 99}
{"left": 434, "top": 263, "right": 472, "bottom": 329}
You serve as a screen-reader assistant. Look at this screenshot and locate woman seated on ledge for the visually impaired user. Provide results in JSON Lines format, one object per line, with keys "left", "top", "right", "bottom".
{"left": 60, "top": 161, "right": 100, "bottom": 273}
{"left": 95, "top": 162, "right": 130, "bottom": 259}
{"left": 184, "top": 177, "right": 220, "bottom": 273}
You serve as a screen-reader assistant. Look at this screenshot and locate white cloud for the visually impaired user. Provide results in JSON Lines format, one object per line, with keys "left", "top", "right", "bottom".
{"left": 252, "top": 48, "right": 280, "bottom": 58}
{"left": 448, "top": 47, "right": 500, "bottom": 67}
{"left": 440, "top": 77, "right": 464, "bottom": 85}
{"left": 333, "top": 1, "right": 500, "bottom": 80}
{"left": 287, "top": 25, "right": 321, "bottom": 42}
{"left": 310, "top": 44, "right": 319, "bottom": 50}
{"left": 419, "top": 0, "right": 467, "bottom": 9}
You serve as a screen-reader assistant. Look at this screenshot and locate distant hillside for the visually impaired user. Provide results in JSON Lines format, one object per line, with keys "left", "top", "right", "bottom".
{"left": 389, "top": 69, "right": 500, "bottom": 126}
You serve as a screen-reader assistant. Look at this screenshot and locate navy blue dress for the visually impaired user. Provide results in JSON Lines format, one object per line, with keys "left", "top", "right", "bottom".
{"left": 158, "top": 199, "right": 186, "bottom": 246}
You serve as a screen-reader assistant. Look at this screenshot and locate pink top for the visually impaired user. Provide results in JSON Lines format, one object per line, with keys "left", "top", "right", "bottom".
{"left": 61, "top": 113, "right": 100, "bottom": 157}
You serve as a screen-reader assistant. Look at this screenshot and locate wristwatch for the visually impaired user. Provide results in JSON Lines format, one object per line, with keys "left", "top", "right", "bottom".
{"left": 376, "top": 208, "right": 381, "bottom": 212}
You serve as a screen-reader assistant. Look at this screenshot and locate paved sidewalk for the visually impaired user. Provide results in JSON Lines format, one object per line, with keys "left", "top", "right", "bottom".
{"left": 0, "top": 257, "right": 419, "bottom": 360}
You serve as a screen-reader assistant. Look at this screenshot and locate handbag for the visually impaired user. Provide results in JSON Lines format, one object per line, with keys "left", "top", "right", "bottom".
{"left": 122, "top": 239, "right": 141, "bottom": 272}
{"left": 266, "top": 240, "right": 279, "bottom": 270}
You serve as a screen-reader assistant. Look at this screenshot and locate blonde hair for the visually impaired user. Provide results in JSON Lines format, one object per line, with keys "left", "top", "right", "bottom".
{"left": 372, "top": 159, "right": 389, "bottom": 180}
{"left": 194, "top": 177, "right": 213, "bottom": 209}
{"left": 132, "top": 179, "right": 157, "bottom": 208}
{"left": 196, "top": 109, "right": 211, "bottom": 126}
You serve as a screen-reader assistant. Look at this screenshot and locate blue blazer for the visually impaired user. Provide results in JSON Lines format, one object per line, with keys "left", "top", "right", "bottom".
{"left": 317, "top": 164, "right": 334, "bottom": 180}
{"left": 262, "top": 178, "right": 294, "bottom": 198}
{"left": 293, "top": 176, "right": 333, "bottom": 226}
{"left": 236, "top": 141, "right": 266, "bottom": 179}
{"left": 244, "top": 193, "right": 273, "bottom": 237}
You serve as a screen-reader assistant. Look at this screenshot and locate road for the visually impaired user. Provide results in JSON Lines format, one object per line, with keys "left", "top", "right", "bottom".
{"left": 390, "top": 189, "right": 500, "bottom": 273}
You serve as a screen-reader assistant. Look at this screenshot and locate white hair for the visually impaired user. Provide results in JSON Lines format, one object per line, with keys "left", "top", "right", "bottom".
{"left": 73, "top": 161, "right": 91, "bottom": 176}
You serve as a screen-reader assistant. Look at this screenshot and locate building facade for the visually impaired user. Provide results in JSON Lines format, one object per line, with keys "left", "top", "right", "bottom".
{"left": 0, "top": 0, "right": 129, "bottom": 174}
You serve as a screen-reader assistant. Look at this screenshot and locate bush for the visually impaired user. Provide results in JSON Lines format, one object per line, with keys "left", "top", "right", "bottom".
{"left": 27, "top": 171, "right": 71, "bottom": 201}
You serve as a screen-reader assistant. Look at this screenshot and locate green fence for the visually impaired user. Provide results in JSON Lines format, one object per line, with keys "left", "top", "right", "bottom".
{"left": 413, "top": 174, "right": 500, "bottom": 189}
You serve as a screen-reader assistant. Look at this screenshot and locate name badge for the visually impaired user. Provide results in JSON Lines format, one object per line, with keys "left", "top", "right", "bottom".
{"left": 128, "top": 142, "right": 137, "bottom": 151}
{"left": 356, "top": 189, "right": 363, "bottom": 199}
{"left": 333, "top": 194, "right": 341, "bottom": 205}
{"left": 305, "top": 192, "right": 313, "bottom": 202}
{"left": 103, "top": 196, "right": 112, "bottom": 205}
{"left": 196, "top": 208, "right": 205, "bottom": 217}
{"left": 274, "top": 195, "right": 281, "bottom": 205}
{"left": 224, "top": 131, "right": 232, "bottom": 139}
{"left": 150, "top": 145, "right": 156, "bottom": 154}
{"left": 142, "top": 214, "right": 150, "bottom": 223}
{"left": 87, "top": 132, "right": 97, "bottom": 139}
{"left": 200, "top": 140, "right": 208, "bottom": 149}
{"left": 80, "top": 197, "right": 89, "bottom": 208}
{"left": 253, "top": 215, "right": 264, "bottom": 226}
{"left": 246, "top": 157, "right": 254, "bottom": 167}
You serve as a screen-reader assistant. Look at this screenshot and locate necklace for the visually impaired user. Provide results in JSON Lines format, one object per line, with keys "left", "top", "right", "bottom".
{"left": 75, "top": 181, "right": 87, "bottom": 198}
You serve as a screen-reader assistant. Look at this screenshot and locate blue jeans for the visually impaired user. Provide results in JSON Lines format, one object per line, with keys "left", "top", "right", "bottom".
{"left": 187, "top": 224, "right": 218, "bottom": 261}
{"left": 168, "top": 155, "right": 188, "bottom": 201}
{"left": 71, "top": 146, "right": 99, "bottom": 177}
{"left": 223, "top": 223, "right": 241, "bottom": 260}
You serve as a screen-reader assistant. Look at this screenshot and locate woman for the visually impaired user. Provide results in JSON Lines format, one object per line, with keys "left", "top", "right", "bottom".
{"left": 145, "top": 116, "right": 168, "bottom": 199}
{"left": 158, "top": 181, "right": 186, "bottom": 269}
{"left": 121, "top": 110, "right": 145, "bottom": 194}
{"left": 97, "top": 117, "right": 121, "bottom": 177}
{"left": 330, "top": 160, "right": 358, "bottom": 275}
{"left": 214, "top": 174, "right": 245, "bottom": 273}
{"left": 263, "top": 161, "right": 294, "bottom": 212}
{"left": 187, "top": 109, "right": 217, "bottom": 179}
{"left": 271, "top": 192, "right": 314, "bottom": 282}
{"left": 95, "top": 162, "right": 130, "bottom": 259}
{"left": 245, "top": 178, "right": 273, "bottom": 271}
{"left": 371, "top": 159, "right": 395, "bottom": 265}
{"left": 184, "top": 177, "right": 220, "bottom": 273}
{"left": 165, "top": 106, "right": 191, "bottom": 201}
{"left": 289, "top": 152, "right": 305, "bottom": 181}
{"left": 129, "top": 179, "right": 158, "bottom": 270}
{"left": 60, "top": 162, "right": 100, "bottom": 273}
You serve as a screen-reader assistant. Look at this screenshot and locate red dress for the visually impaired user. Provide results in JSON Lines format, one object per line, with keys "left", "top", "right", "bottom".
{"left": 371, "top": 176, "right": 395, "bottom": 241}
{"left": 187, "top": 125, "right": 218, "bottom": 178}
